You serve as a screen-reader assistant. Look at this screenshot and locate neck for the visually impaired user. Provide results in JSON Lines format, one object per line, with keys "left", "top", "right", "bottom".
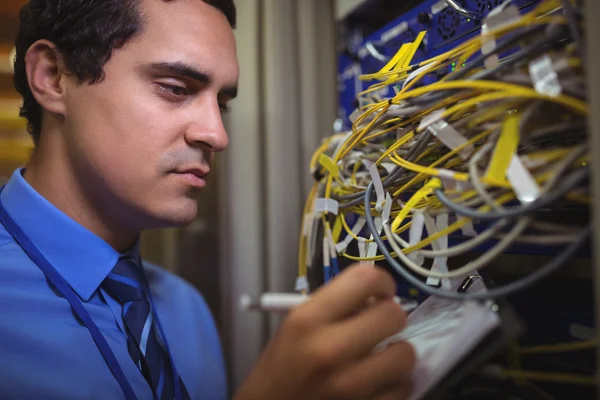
{"left": 24, "top": 129, "right": 138, "bottom": 252}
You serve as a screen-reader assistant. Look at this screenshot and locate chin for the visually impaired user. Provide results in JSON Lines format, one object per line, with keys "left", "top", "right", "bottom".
{"left": 148, "top": 200, "right": 199, "bottom": 228}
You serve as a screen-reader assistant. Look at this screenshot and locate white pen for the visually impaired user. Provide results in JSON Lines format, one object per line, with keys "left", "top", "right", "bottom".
{"left": 240, "top": 292, "right": 418, "bottom": 313}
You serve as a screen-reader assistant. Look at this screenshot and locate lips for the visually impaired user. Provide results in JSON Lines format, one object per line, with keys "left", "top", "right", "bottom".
{"left": 172, "top": 166, "right": 210, "bottom": 188}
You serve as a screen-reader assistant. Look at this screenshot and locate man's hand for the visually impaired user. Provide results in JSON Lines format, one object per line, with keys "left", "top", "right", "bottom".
{"left": 233, "top": 264, "right": 416, "bottom": 400}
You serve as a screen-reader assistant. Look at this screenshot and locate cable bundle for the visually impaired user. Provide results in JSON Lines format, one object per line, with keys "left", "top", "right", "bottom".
{"left": 297, "top": 0, "right": 589, "bottom": 300}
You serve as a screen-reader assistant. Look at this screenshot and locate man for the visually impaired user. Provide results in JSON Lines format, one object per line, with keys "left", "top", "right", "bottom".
{"left": 0, "top": 0, "right": 415, "bottom": 399}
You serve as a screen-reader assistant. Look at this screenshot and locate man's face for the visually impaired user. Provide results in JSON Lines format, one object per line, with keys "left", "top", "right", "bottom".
{"left": 62, "top": 0, "right": 238, "bottom": 230}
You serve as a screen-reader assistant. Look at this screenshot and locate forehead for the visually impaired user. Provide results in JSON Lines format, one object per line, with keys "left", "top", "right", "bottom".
{"left": 128, "top": 0, "right": 239, "bottom": 82}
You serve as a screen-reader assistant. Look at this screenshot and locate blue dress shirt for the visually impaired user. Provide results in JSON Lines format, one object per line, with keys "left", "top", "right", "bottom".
{"left": 0, "top": 169, "right": 227, "bottom": 400}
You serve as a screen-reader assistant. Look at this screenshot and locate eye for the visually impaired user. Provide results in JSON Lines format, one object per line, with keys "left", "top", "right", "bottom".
{"left": 156, "top": 83, "right": 189, "bottom": 100}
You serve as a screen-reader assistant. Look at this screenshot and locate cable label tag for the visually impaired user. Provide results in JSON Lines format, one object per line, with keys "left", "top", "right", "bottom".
{"left": 431, "top": 0, "right": 448, "bottom": 14}
{"left": 408, "top": 211, "right": 425, "bottom": 266}
{"left": 426, "top": 213, "right": 451, "bottom": 289}
{"left": 529, "top": 55, "right": 562, "bottom": 97}
{"left": 378, "top": 43, "right": 411, "bottom": 75}
{"left": 481, "top": 4, "right": 520, "bottom": 69}
{"left": 382, "top": 193, "right": 393, "bottom": 225}
{"left": 318, "top": 153, "right": 340, "bottom": 179}
{"left": 358, "top": 237, "right": 367, "bottom": 259}
{"left": 366, "top": 242, "right": 378, "bottom": 262}
{"left": 381, "top": 21, "right": 408, "bottom": 43}
{"left": 438, "top": 169, "right": 461, "bottom": 193}
{"left": 428, "top": 121, "right": 473, "bottom": 160}
{"left": 418, "top": 108, "right": 446, "bottom": 132}
{"left": 367, "top": 162, "right": 386, "bottom": 212}
{"left": 460, "top": 220, "right": 477, "bottom": 237}
{"left": 366, "top": 217, "right": 383, "bottom": 263}
{"left": 314, "top": 198, "right": 339, "bottom": 215}
{"left": 401, "top": 31, "right": 428, "bottom": 68}
{"left": 336, "top": 217, "right": 366, "bottom": 253}
{"left": 485, "top": 115, "right": 520, "bottom": 186}
{"left": 507, "top": 155, "right": 541, "bottom": 203}
{"left": 349, "top": 108, "right": 362, "bottom": 124}
{"left": 295, "top": 276, "right": 308, "bottom": 292}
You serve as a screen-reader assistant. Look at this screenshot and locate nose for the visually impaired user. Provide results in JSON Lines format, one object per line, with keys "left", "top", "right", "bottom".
{"left": 184, "top": 98, "right": 229, "bottom": 152}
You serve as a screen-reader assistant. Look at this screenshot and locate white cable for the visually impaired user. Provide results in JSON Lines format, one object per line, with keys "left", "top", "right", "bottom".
{"left": 383, "top": 217, "right": 531, "bottom": 279}
{"left": 392, "top": 218, "right": 508, "bottom": 258}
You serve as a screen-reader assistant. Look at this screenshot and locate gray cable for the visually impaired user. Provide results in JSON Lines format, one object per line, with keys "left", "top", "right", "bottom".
{"left": 394, "top": 218, "right": 509, "bottom": 258}
{"left": 336, "top": 131, "right": 433, "bottom": 208}
{"left": 384, "top": 217, "right": 531, "bottom": 279}
{"left": 562, "top": 0, "right": 585, "bottom": 63}
{"left": 443, "top": 0, "right": 483, "bottom": 20}
{"left": 364, "top": 182, "right": 590, "bottom": 300}
{"left": 434, "top": 167, "right": 588, "bottom": 221}
{"left": 411, "top": 25, "right": 567, "bottom": 108}
{"left": 469, "top": 141, "right": 502, "bottom": 211}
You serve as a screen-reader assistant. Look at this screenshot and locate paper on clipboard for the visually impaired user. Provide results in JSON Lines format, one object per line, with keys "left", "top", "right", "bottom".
{"left": 375, "top": 279, "right": 501, "bottom": 400}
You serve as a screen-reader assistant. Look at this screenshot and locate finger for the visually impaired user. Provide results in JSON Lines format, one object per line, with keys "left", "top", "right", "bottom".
{"left": 301, "top": 264, "right": 396, "bottom": 323}
{"left": 322, "top": 298, "right": 408, "bottom": 360}
{"left": 328, "top": 341, "right": 416, "bottom": 399}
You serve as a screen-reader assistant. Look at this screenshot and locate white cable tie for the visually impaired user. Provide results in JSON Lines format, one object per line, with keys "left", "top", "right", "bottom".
{"left": 428, "top": 120, "right": 473, "bottom": 160}
{"left": 408, "top": 211, "right": 425, "bottom": 266}
{"left": 382, "top": 193, "right": 393, "bottom": 225}
{"left": 418, "top": 108, "right": 446, "bottom": 132}
{"left": 295, "top": 276, "right": 309, "bottom": 292}
{"left": 529, "top": 55, "right": 562, "bottom": 97}
{"left": 367, "top": 163, "right": 385, "bottom": 212}
{"left": 507, "top": 155, "right": 541, "bottom": 204}
{"left": 314, "top": 198, "right": 339, "bottom": 215}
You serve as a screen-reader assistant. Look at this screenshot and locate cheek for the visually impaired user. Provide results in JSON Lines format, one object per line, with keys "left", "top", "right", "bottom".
{"left": 64, "top": 80, "right": 201, "bottom": 226}
{"left": 67, "top": 83, "right": 177, "bottom": 182}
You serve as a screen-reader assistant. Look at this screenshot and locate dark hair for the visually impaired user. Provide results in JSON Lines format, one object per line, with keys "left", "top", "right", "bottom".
{"left": 13, "top": 0, "right": 236, "bottom": 142}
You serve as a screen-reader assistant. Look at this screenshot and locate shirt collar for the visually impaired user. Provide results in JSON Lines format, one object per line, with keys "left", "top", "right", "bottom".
{"left": 1, "top": 168, "right": 140, "bottom": 301}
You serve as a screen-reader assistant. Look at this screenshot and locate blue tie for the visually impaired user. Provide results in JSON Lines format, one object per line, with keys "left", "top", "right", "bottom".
{"left": 103, "top": 257, "right": 190, "bottom": 400}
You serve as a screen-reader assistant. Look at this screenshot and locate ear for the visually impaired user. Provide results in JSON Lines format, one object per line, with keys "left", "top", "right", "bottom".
{"left": 24, "top": 40, "right": 69, "bottom": 116}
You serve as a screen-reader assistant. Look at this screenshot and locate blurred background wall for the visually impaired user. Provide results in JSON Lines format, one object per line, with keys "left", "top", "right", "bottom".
{"left": 0, "top": 0, "right": 338, "bottom": 394}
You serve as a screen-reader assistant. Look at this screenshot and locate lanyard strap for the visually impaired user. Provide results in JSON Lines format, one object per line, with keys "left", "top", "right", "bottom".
{"left": 142, "top": 275, "right": 182, "bottom": 400}
{"left": 0, "top": 193, "right": 138, "bottom": 400}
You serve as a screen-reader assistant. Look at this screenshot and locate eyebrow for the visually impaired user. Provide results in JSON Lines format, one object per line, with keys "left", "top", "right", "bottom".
{"left": 147, "top": 62, "right": 238, "bottom": 99}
